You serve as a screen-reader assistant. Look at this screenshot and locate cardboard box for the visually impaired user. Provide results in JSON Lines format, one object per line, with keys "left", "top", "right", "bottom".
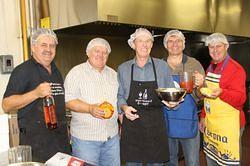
{"left": 45, "top": 152, "right": 86, "bottom": 166}
{"left": 8, "top": 114, "right": 19, "bottom": 147}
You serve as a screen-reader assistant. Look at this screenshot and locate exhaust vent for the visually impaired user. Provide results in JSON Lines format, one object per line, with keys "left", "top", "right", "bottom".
{"left": 47, "top": 0, "right": 250, "bottom": 37}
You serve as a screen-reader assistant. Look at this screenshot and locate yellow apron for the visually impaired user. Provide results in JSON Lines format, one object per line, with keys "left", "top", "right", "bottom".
{"left": 203, "top": 71, "right": 240, "bottom": 165}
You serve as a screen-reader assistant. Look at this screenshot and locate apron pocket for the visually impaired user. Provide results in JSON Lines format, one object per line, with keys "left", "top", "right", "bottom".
{"left": 167, "top": 118, "right": 198, "bottom": 138}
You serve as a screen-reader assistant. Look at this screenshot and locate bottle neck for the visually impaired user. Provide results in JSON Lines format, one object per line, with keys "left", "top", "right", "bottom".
{"left": 43, "top": 96, "right": 55, "bottom": 106}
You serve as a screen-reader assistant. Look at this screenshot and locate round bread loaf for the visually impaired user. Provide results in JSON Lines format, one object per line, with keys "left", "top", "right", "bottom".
{"left": 99, "top": 101, "right": 114, "bottom": 119}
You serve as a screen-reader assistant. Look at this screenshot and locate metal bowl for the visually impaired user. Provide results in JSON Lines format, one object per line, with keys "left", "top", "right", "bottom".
{"left": 155, "top": 88, "right": 187, "bottom": 102}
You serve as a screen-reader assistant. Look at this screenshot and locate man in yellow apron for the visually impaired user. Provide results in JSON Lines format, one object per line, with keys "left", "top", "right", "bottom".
{"left": 199, "top": 33, "right": 246, "bottom": 165}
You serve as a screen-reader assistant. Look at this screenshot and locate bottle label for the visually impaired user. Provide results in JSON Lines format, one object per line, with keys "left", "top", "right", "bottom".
{"left": 49, "top": 105, "right": 57, "bottom": 124}
{"left": 43, "top": 97, "right": 58, "bottom": 129}
{"left": 43, "top": 106, "right": 51, "bottom": 126}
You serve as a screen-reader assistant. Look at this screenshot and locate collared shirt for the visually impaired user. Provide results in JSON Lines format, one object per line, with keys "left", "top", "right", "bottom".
{"left": 64, "top": 61, "right": 119, "bottom": 141}
{"left": 166, "top": 54, "right": 205, "bottom": 76}
{"left": 4, "top": 57, "right": 66, "bottom": 122}
{"left": 166, "top": 54, "right": 205, "bottom": 103}
{"left": 3, "top": 57, "right": 70, "bottom": 161}
{"left": 117, "top": 57, "right": 174, "bottom": 113}
{"left": 200, "top": 56, "right": 246, "bottom": 127}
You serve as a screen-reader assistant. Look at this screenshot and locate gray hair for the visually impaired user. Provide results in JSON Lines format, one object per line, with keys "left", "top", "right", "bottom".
{"left": 163, "top": 30, "right": 185, "bottom": 49}
{"left": 205, "top": 33, "right": 229, "bottom": 46}
{"left": 86, "top": 38, "right": 111, "bottom": 55}
{"left": 30, "top": 28, "right": 58, "bottom": 45}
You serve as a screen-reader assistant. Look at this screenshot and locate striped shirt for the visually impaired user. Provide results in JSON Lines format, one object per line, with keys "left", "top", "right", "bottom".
{"left": 64, "top": 61, "right": 118, "bottom": 141}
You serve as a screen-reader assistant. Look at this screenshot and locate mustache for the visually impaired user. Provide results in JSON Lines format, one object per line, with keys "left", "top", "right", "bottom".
{"left": 42, "top": 51, "right": 52, "bottom": 55}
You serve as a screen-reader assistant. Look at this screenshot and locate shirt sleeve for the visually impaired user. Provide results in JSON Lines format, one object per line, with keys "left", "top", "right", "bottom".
{"left": 191, "top": 59, "right": 206, "bottom": 102}
{"left": 3, "top": 67, "right": 28, "bottom": 98}
{"left": 200, "top": 107, "right": 206, "bottom": 118}
{"left": 117, "top": 66, "right": 128, "bottom": 114}
{"left": 164, "top": 63, "right": 175, "bottom": 88}
{"left": 195, "top": 60, "right": 206, "bottom": 76}
{"left": 64, "top": 69, "right": 81, "bottom": 102}
{"left": 219, "top": 66, "right": 246, "bottom": 108}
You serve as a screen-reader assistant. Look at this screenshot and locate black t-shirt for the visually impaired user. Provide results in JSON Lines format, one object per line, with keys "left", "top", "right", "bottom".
{"left": 3, "top": 57, "right": 70, "bottom": 162}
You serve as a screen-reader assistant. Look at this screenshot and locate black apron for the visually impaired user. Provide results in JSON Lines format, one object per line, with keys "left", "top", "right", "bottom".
{"left": 121, "top": 58, "right": 169, "bottom": 163}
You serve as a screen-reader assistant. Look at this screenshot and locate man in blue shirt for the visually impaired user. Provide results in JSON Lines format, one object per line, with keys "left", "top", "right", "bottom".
{"left": 118, "top": 28, "right": 178, "bottom": 165}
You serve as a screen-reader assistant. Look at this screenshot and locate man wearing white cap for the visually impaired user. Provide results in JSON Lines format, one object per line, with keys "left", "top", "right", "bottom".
{"left": 163, "top": 30, "right": 205, "bottom": 166}
{"left": 2, "top": 28, "right": 71, "bottom": 162}
{"left": 118, "top": 28, "right": 179, "bottom": 165}
{"left": 199, "top": 33, "right": 246, "bottom": 165}
{"left": 64, "top": 38, "right": 120, "bottom": 166}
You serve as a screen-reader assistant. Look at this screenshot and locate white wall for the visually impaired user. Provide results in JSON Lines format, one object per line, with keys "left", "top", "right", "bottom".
{"left": 0, "top": 0, "right": 23, "bottom": 114}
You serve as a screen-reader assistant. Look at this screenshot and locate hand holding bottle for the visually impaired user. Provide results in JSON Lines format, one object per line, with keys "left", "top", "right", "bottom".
{"left": 35, "top": 82, "right": 52, "bottom": 98}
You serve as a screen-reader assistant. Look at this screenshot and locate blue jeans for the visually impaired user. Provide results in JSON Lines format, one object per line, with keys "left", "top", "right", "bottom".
{"left": 126, "top": 163, "right": 165, "bottom": 166}
{"left": 206, "top": 156, "right": 219, "bottom": 166}
{"left": 71, "top": 134, "right": 120, "bottom": 166}
{"left": 167, "top": 131, "right": 200, "bottom": 166}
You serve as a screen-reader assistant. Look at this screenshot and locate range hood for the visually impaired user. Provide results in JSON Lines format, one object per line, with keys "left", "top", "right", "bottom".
{"left": 46, "top": 0, "right": 250, "bottom": 37}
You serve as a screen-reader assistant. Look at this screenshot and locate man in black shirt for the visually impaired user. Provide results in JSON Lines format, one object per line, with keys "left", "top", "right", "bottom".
{"left": 2, "top": 28, "right": 70, "bottom": 162}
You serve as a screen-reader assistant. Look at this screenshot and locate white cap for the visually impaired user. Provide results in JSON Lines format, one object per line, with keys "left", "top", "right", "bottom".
{"left": 31, "top": 28, "right": 58, "bottom": 45}
{"left": 205, "top": 33, "right": 229, "bottom": 46}
{"left": 128, "top": 28, "right": 154, "bottom": 49}
{"left": 163, "top": 30, "right": 185, "bottom": 49}
{"left": 86, "top": 38, "right": 111, "bottom": 55}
